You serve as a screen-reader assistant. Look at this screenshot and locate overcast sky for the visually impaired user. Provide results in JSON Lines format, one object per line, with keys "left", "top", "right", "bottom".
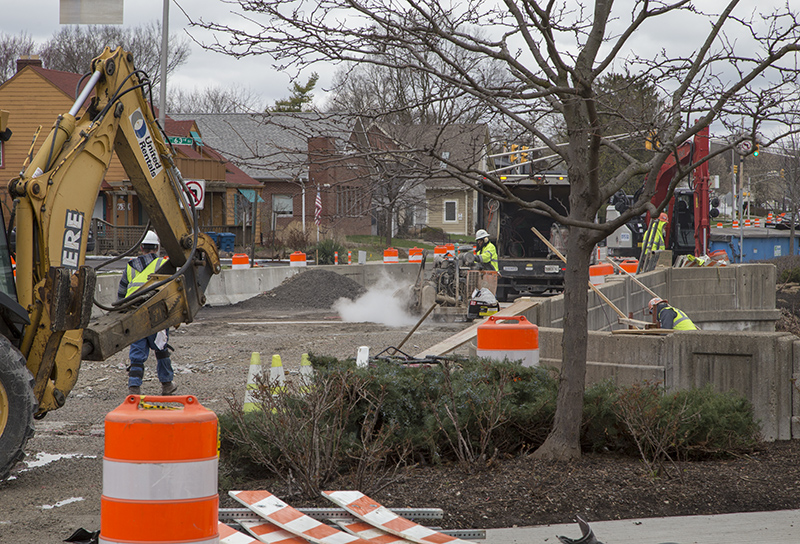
{"left": 1, "top": 0, "right": 330, "bottom": 111}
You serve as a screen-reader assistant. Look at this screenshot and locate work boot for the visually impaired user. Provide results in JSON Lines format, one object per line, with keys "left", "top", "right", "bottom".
{"left": 161, "top": 381, "right": 178, "bottom": 396}
{"left": 128, "top": 385, "right": 141, "bottom": 396}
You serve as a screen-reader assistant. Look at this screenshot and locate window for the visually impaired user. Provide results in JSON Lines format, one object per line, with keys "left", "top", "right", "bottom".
{"left": 273, "top": 194, "right": 293, "bottom": 216}
{"left": 444, "top": 200, "right": 457, "bottom": 222}
{"left": 439, "top": 151, "right": 450, "bottom": 170}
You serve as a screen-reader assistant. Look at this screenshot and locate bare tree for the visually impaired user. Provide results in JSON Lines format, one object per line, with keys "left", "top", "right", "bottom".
{"left": 167, "top": 85, "right": 265, "bottom": 113}
{"left": 189, "top": 1, "right": 800, "bottom": 460}
{"left": 0, "top": 32, "right": 35, "bottom": 83}
{"left": 38, "top": 22, "right": 190, "bottom": 84}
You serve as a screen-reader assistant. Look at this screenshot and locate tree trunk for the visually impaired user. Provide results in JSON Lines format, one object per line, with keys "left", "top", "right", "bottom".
{"left": 533, "top": 225, "right": 593, "bottom": 460}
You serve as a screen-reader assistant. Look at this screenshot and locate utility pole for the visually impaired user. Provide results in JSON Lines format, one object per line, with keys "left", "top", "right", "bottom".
{"left": 159, "top": 0, "right": 169, "bottom": 128}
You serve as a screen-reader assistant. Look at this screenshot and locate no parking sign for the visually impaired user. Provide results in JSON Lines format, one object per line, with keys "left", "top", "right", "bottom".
{"left": 184, "top": 179, "right": 205, "bottom": 210}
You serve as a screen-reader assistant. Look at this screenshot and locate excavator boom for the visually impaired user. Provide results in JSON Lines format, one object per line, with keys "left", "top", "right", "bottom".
{"left": 0, "top": 47, "right": 221, "bottom": 479}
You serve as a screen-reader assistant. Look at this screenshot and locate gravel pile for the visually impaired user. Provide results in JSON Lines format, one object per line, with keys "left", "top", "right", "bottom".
{"left": 235, "top": 269, "right": 367, "bottom": 311}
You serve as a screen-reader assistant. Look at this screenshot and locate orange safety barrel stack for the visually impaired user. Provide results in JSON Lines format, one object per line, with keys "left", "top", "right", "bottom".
{"left": 732, "top": 219, "right": 739, "bottom": 228}
{"left": 476, "top": 315, "right": 539, "bottom": 367}
{"left": 100, "top": 395, "right": 219, "bottom": 544}
{"left": 231, "top": 253, "right": 249, "bottom": 269}
{"left": 383, "top": 247, "right": 399, "bottom": 264}
{"left": 589, "top": 263, "right": 614, "bottom": 285}
{"left": 408, "top": 247, "right": 423, "bottom": 263}
{"left": 289, "top": 251, "right": 307, "bottom": 267}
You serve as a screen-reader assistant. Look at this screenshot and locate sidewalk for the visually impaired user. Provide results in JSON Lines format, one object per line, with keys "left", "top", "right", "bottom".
{"left": 484, "top": 509, "right": 800, "bottom": 544}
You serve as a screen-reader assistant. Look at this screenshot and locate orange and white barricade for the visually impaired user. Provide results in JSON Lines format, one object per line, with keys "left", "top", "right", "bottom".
{"left": 289, "top": 251, "right": 307, "bottom": 267}
{"left": 476, "top": 315, "right": 539, "bottom": 368}
{"left": 100, "top": 395, "right": 219, "bottom": 544}
{"left": 589, "top": 263, "right": 614, "bottom": 285}
{"left": 383, "top": 247, "right": 399, "bottom": 264}
{"left": 408, "top": 247, "right": 423, "bottom": 263}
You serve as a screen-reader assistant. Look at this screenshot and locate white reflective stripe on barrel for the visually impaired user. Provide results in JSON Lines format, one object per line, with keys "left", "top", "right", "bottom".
{"left": 100, "top": 536, "right": 219, "bottom": 544}
{"left": 102, "top": 458, "right": 218, "bottom": 500}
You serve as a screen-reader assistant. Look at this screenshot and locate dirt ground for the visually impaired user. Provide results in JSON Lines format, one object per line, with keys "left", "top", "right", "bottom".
{"left": 2, "top": 270, "right": 800, "bottom": 543}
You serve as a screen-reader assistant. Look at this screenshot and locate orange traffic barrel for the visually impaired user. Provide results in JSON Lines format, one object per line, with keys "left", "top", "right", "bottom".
{"left": 383, "top": 247, "right": 399, "bottom": 264}
{"left": 589, "top": 263, "right": 614, "bottom": 285}
{"left": 476, "top": 315, "right": 539, "bottom": 367}
{"left": 348, "top": 250, "right": 352, "bottom": 265}
{"left": 445, "top": 243, "right": 455, "bottom": 257}
{"left": 289, "top": 251, "right": 307, "bottom": 267}
{"left": 433, "top": 245, "right": 448, "bottom": 260}
{"left": 408, "top": 247, "right": 423, "bottom": 263}
{"left": 100, "top": 395, "right": 219, "bottom": 544}
{"left": 619, "top": 259, "right": 638, "bottom": 275}
{"left": 231, "top": 253, "right": 250, "bottom": 269}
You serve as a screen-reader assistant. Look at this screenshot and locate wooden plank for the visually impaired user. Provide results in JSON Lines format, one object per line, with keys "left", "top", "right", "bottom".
{"left": 414, "top": 297, "right": 538, "bottom": 358}
{"left": 612, "top": 328, "right": 673, "bottom": 335}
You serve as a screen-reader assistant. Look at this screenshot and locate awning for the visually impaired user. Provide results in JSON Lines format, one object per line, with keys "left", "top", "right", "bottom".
{"left": 238, "top": 188, "right": 265, "bottom": 203}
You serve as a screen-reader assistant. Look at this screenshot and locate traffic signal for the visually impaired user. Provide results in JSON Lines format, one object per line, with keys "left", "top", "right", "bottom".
{"left": 520, "top": 145, "right": 528, "bottom": 163}
{"left": 753, "top": 144, "right": 759, "bottom": 157}
{"left": 510, "top": 144, "right": 519, "bottom": 163}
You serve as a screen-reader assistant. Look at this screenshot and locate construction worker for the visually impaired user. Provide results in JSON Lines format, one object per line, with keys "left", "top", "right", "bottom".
{"left": 642, "top": 212, "right": 669, "bottom": 253}
{"left": 475, "top": 229, "right": 499, "bottom": 271}
{"left": 118, "top": 231, "right": 178, "bottom": 396}
{"left": 648, "top": 297, "right": 699, "bottom": 330}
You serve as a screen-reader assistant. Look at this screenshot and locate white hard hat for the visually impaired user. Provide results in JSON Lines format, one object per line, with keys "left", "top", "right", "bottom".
{"left": 475, "top": 229, "right": 489, "bottom": 240}
{"left": 143, "top": 231, "right": 160, "bottom": 246}
{"left": 648, "top": 297, "right": 667, "bottom": 312}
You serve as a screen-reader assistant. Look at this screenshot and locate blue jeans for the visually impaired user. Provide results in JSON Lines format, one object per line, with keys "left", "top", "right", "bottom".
{"left": 127, "top": 331, "right": 174, "bottom": 387}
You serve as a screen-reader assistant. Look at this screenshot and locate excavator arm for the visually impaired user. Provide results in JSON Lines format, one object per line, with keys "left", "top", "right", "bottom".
{"left": 5, "top": 47, "right": 220, "bottom": 418}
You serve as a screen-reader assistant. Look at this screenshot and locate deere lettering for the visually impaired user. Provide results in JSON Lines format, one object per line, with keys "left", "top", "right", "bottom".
{"left": 130, "top": 109, "right": 163, "bottom": 179}
{"left": 61, "top": 210, "right": 84, "bottom": 269}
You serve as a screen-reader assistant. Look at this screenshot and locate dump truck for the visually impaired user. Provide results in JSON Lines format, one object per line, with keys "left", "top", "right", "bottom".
{"left": 0, "top": 47, "right": 221, "bottom": 479}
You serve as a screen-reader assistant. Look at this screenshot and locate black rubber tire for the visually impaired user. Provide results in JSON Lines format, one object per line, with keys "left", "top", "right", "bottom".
{"left": 0, "top": 336, "right": 36, "bottom": 481}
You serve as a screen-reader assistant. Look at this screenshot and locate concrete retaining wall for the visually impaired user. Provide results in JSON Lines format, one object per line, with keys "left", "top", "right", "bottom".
{"left": 536, "top": 327, "right": 797, "bottom": 441}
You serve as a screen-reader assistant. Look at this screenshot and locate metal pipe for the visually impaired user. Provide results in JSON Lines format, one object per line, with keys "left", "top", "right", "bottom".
{"left": 69, "top": 70, "right": 102, "bottom": 117}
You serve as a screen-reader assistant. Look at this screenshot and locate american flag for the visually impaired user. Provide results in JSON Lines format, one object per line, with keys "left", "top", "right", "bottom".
{"left": 314, "top": 188, "right": 322, "bottom": 226}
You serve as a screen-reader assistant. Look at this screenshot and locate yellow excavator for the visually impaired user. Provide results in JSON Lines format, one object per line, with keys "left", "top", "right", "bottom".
{"left": 0, "top": 47, "right": 221, "bottom": 479}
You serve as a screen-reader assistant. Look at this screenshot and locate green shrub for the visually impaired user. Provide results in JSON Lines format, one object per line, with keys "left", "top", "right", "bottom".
{"left": 315, "top": 238, "right": 348, "bottom": 265}
{"left": 779, "top": 267, "right": 800, "bottom": 283}
{"left": 220, "top": 356, "right": 761, "bottom": 486}
{"left": 663, "top": 386, "right": 761, "bottom": 459}
{"left": 581, "top": 380, "right": 625, "bottom": 453}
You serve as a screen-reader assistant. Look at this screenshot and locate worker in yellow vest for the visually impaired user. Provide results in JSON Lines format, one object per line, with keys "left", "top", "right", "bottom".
{"left": 648, "top": 297, "right": 699, "bottom": 330}
{"left": 118, "top": 231, "right": 177, "bottom": 396}
{"left": 643, "top": 212, "right": 669, "bottom": 253}
{"left": 475, "top": 229, "right": 499, "bottom": 271}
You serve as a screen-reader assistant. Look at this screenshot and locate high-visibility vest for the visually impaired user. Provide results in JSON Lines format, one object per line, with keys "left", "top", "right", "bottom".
{"left": 660, "top": 305, "right": 698, "bottom": 330}
{"left": 125, "top": 256, "right": 168, "bottom": 297}
{"left": 643, "top": 219, "right": 667, "bottom": 252}
{"left": 478, "top": 242, "right": 499, "bottom": 271}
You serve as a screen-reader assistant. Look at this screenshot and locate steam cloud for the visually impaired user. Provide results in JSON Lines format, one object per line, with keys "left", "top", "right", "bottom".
{"left": 334, "top": 276, "right": 418, "bottom": 327}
